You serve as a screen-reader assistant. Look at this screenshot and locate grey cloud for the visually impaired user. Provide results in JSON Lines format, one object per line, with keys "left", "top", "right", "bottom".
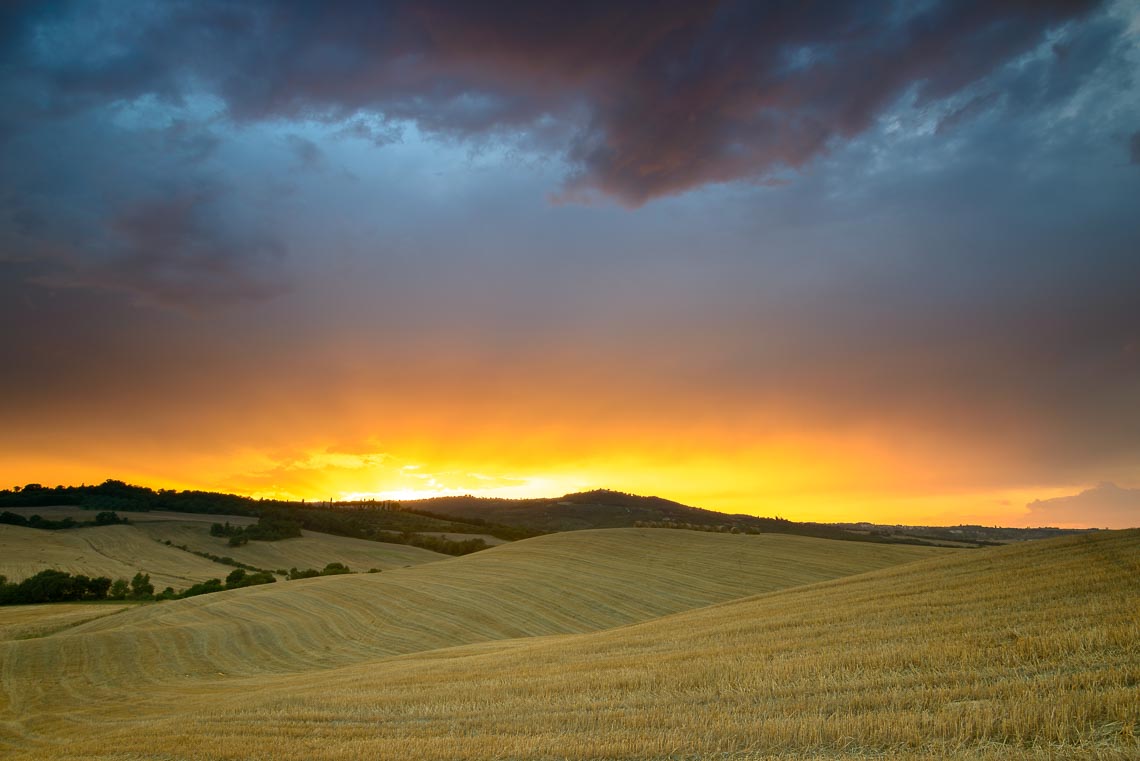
{"left": 285, "top": 135, "right": 324, "bottom": 169}
{"left": 336, "top": 117, "right": 404, "bottom": 146}
{"left": 34, "top": 191, "right": 288, "bottom": 310}
{"left": 164, "top": 120, "right": 222, "bottom": 164}
{"left": 936, "top": 92, "right": 1002, "bottom": 134}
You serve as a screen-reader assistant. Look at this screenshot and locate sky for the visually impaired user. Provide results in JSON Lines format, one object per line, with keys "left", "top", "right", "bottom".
{"left": 1, "top": 0, "right": 1138, "bottom": 528}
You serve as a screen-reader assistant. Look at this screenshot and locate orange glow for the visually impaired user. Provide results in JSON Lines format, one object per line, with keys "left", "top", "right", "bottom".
{"left": 3, "top": 350, "right": 1134, "bottom": 528}
{"left": 2, "top": 420, "right": 1110, "bottom": 527}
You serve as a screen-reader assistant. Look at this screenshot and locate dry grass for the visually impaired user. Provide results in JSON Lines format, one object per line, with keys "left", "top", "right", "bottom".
{"left": 0, "top": 516, "right": 445, "bottom": 592}
{"left": 135, "top": 521, "right": 448, "bottom": 572}
{"left": 5, "top": 530, "right": 1135, "bottom": 759}
{"left": 0, "top": 603, "right": 134, "bottom": 642}
{"left": 0, "top": 530, "right": 943, "bottom": 751}
{"left": 0, "top": 524, "right": 234, "bottom": 590}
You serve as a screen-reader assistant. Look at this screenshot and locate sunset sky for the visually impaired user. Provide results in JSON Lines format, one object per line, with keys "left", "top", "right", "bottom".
{"left": 2, "top": 1, "right": 1138, "bottom": 528}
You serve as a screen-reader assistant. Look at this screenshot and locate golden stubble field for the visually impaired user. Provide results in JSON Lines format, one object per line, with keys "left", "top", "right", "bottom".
{"left": 135, "top": 520, "right": 448, "bottom": 572}
{"left": 1, "top": 528, "right": 1136, "bottom": 760}
{"left": 0, "top": 603, "right": 136, "bottom": 642}
{"left": 0, "top": 523, "right": 236, "bottom": 590}
{"left": 0, "top": 510, "right": 446, "bottom": 591}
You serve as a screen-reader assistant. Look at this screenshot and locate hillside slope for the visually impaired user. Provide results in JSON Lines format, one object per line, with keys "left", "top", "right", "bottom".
{"left": 135, "top": 521, "right": 447, "bottom": 573}
{"left": 0, "top": 517, "right": 446, "bottom": 591}
{"left": 11, "top": 529, "right": 1135, "bottom": 760}
{"left": 0, "top": 523, "right": 232, "bottom": 590}
{"left": 0, "top": 529, "right": 946, "bottom": 748}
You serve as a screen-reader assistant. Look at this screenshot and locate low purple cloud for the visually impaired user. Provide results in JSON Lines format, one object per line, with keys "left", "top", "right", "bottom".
{"left": 1026, "top": 483, "right": 1140, "bottom": 528}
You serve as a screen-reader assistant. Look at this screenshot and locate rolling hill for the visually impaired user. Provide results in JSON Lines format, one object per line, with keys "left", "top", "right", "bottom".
{"left": 0, "top": 603, "right": 134, "bottom": 642}
{"left": 0, "top": 509, "right": 448, "bottom": 591}
{"left": 0, "top": 523, "right": 239, "bottom": 590}
{"left": 136, "top": 520, "right": 448, "bottom": 573}
{"left": 3, "top": 529, "right": 1134, "bottom": 760}
{"left": 0, "top": 529, "right": 948, "bottom": 753}
{"left": 2, "top": 482, "right": 1096, "bottom": 548}
{"left": 406, "top": 488, "right": 824, "bottom": 533}
{"left": 401, "top": 489, "right": 1089, "bottom": 545}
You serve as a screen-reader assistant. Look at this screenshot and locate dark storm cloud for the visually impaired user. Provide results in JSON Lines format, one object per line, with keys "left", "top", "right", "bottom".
{"left": 0, "top": 0, "right": 1119, "bottom": 309}
{"left": 1, "top": 0, "right": 1106, "bottom": 205}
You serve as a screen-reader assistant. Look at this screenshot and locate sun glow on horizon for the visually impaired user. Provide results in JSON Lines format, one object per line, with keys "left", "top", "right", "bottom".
{"left": 3, "top": 424, "right": 1133, "bottom": 528}
{"left": 156, "top": 435, "right": 1112, "bottom": 528}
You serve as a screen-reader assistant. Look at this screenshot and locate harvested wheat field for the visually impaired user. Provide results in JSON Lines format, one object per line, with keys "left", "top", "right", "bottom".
{"left": 0, "top": 523, "right": 236, "bottom": 590}
{"left": 3, "top": 530, "right": 1137, "bottom": 759}
{"left": 0, "top": 530, "right": 943, "bottom": 751}
{"left": 0, "top": 519, "right": 445, "bottom": 593}
{"left": 136, "top": 520, "right": 448, "bottom": 572}
{"left": 0, "top": 603, "right": 135, "bottom": 642}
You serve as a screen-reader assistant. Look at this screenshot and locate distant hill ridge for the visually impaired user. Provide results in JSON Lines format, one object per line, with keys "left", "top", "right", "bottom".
{"left": 0, "top": 481, "right": 1094, "bottom": 548}
{"left": 405, "top": 488, "right": 802, "bottom": 531}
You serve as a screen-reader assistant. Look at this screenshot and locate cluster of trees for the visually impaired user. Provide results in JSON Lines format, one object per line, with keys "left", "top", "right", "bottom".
{"left": 209, "top": 513, "right": 302, "bottom": 546}
{"left": 386, "top": 505, "right": 541, "bottom": 541}
{"left": 0, "top": 566, "right": 283, "bottom": 606}
{"left": 633, "top": 520, "right": 747, "bottom": 533}
{"left": 166, "top": 568, "right": 277, "bottom": 599}
{"left": 289, "top": 505, "right": 476, "bottom": 540}
{"left": 0, "top": 570, "right": 153, "bottom": 605}
{"left": 1, "top": 558, "right": 373, "bottom": 606}
{"left": 0, "top": 510, "right": 127, "bottom": 530}
{"left": 286, "top": 562, "right": 354, "bottom": 579}
{"left": 371, "top": 530, "right": 488, "bottom": 555}
{"left": 260, "top": 505, "right": 506, "bottom": 555}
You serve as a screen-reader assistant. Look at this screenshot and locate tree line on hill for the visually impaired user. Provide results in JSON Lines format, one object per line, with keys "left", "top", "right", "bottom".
{"left": 176, "top": 568, "right": 277, "bottom": 598}
{"left": 207, "top": 512, "right": 489, "bottom": 555}
{"left": 1, "top": 480, "right": 268, "bottom": 515}
{"left": 631, "top": 518, "right": 944, "bottom": 546}
{"left": 0, "top": 570, "right": 154, "bottom": 605}
{"left": 0, "top": 561, "right": 372, "bottom": 606}
{"left": 279, "top": 504, "right": 532, "bottom": 546}
{"left": 207, "top": 507, "right": 495, "bottom": 555}
{"left": 0, "top": 510, "right": 128, "bottom": 530}
{"left": 0, "top": 481, "right": 530, "bottom": 552}
{"left": 210, "top": 513, "right": 303, "bottom": 545}
{"left": 285, "top": 562, "right": 355, "bottom": 579}
{"left": 368, "top": 530, "right": 488, "bottom": 555}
